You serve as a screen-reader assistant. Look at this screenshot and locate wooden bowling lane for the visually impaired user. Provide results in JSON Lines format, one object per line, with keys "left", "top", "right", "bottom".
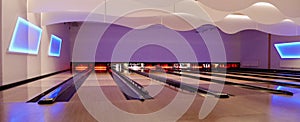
{"left": 231, "top": 70, "right": 300, "bottom": 78}
{"left": 120, "top": 71, "right": 165, "bottom": 86}
{"left": 179, "top": 93, "right": 300, "bottom": 122}
{"left": 70, "top": 72, "right": 127, "bottom": 102}
{"left": 228, "top": 71, "right": 300, "bottom": 79}
{"left": 120, "top": 71, "right": 184, "bottom": 97}
{"left": 119, "top": 70, "right": 196, "bottom": 102}
{"left": 208, "top": 71, "right": 300, "bottom": 85}
{"left": 144, "top": 71, "right": 210, "bottom": 86}
{"left": 2, "top": 89, "right": 300, "bottom": 121}
{"left": 2, "top": 72, "right": 300, "bottom": 121}
{"left": 67, "top": 71, "right": 207, "bottom": 116}
{"left": 151, "top": 72, "right": 265, "bottom": 96}
{"left": 0, "top": 72, "right": 73, "bottom": 103}
{"left": 220, "top": 72, "right": 300, "bottom": 83}
{"left": 178, "top": 71, "right": 281, "bottom": 89}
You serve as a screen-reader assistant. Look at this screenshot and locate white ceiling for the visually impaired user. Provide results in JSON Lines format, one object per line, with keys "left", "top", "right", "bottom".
{"left": 28, "top": 0, "right": 300, "bottom": 35}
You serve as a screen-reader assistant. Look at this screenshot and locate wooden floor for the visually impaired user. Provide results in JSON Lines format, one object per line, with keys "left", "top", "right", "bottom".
{"left": 0, "top": 72, "right": 73, "bottom": 103}
{"left": 1, "top": 72, "right": 300, "bottom": 122}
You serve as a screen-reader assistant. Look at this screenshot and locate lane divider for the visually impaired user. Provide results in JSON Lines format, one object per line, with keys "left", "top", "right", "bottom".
{"left": 27, "top": 69, "right": 92, "bottom": 104}
{"left": 170, "top": 70, "right": 293, "bottom": 96}
{"left": 109, "top": 68, "right": 152, "bottom": 101}
{"left": 130, "top": 69, "right": 230, "bottom": 99}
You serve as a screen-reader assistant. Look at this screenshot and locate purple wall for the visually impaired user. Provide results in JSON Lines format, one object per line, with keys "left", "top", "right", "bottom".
{"left": 218, "top": 30, "right": 241, "bottom": 62}
{"left": 130, "top": 44, "right": 178, "bottom": 62}
{"left": 72, "top": 23, "right": 300, "bottom": 70}
{"left": 239, "top": 30, "right": 269, "bottom": 69}
{"left": 95, "top": 24, "right": 132, "bottom": 62}
{"left": 271, "top": 35, "right": 300, "bottom": 70}
{"left": 41, "top": 23, "right": 71, "bottom": 74}
{"left": 72, "top": 23, "right": 241, "bottom": 62}
{"left": 239, "top": 30, "right": 300, "bottom": 70}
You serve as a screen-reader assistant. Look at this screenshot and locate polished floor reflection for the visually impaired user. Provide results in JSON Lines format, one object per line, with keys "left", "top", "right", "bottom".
{"left": 1, "top": 72, "right": 300, "bottom": 122}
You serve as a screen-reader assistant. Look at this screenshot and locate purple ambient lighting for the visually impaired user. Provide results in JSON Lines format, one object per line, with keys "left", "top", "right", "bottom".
{"left": 275, "top": 42, "right": 300, "bottom": 59}
{"left": 8, "top": 17, "right": 42, "bottom": 55}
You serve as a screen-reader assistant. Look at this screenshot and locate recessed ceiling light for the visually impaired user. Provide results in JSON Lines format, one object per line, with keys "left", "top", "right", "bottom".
{"left": 282, "top": 19, "right": 294, "bottom": 23}
{"left": 253, "top": 2, "right": 275, "bottom": 7}
{"left": 225, "top": 13, "right": 250, "bottom": 19}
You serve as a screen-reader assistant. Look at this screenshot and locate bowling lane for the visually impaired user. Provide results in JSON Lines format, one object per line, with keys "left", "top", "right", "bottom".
{"left": 2, "top": 71, "right": 300, "bottom": 121}
{"left": 121, "top": 71, "right": 185, "bottom": 86}
{"left": 148, "top": 71, "right": 265, "bottom": 96}
{"left": 0, "top": 72, "right": 73, "bottom": 103}
{"left": 120, "top": 71, "right": 188, "bottom": 98}
{"left": 226, "top": 71, "right": 300, "bottom": 81}
{"left": 71, "top": 72, "right": 127, "bottom": 102}
{"left": 205, "top": 71, "right": 300, "bottom": 85}
{"left": 231, "top": 70, "right": 300, "bottom": 78}
{"left": 177, "top": 71, "right": 280, "bottom": 89}
{"left": 68, "top": 71, "right": 205, "bottom": 115}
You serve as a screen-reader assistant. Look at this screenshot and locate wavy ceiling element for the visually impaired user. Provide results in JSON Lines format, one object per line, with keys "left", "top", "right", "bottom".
{"left": 216, "top": 15, "right": 300, "bottom": 36}
{"left": 197, "top": 0, "right": 258, "bottom": 12}
{"left": 198, "top": 0, "right": 300, "bottom": 18}
{"left": 29, "top": 0, "right": 300, "bottom": 36}
{"left": 238, "top": 2, "right": 286, "bottom": 24}
{"left": 291, "top": 18, "right": 300, "bottom": 25}
{"left": 198, "top": 2, "right": 300, "bottom": 25}
{"left": 215, "top": 14, "right": 258, "bottom": 34}
{"left": 28, "top": 0, "right": 105, "bottom": 13}
{"left": 259, "top": 0, "right": 300, "bottom": 18}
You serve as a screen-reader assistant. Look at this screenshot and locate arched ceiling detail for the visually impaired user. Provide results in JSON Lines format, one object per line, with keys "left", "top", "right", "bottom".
{"left": 28, "top": 0, "right": 300, "bottom": 36}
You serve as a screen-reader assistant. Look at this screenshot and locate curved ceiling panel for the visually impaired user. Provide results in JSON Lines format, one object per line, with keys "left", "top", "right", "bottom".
{"left": 42, "top": 12, "right": 104, "bottom": 25}
{"left": 173, "top": 0, "right": 213, "bottom": 28}
{"left": 30, "top": 0, "right": 300, "bottom": 36}
{"left": 215, "top": 16, "right": 300, "bottom": 36}
{"left": 162, "top": 14, "right": 195, "bottom": 31}
{"left": 28, "top": 0, "right": 105, "bottom": 13}
{"left": 197, "top": 2, "right": 230, "bottom": 22}
{"left": 258, "top": 20, "right": 299, "bottom": 36}
{"left": 162, "top": 13, "right": 212, "bottom": 31}
{"left": 198, "top": 0, "right": 300, "bottom": 18}
{"left": 290, "top": 18, "right": 300, "bottom": 25}
{"left": 105, "top": 0, "right": 173, "bottom": 17}
{"left": 215, "top": 14, "right": 257, "bottom": 34}
{"left": 29, "top": 0, "right": 300, "bottom": 19}
{"left": 197, "top": 0, "right": 259, "bottom": 12}
{"left": 239, "top": 2, "right": 286, "bottom": 24}
{"left": 43, "top": 11, "right": 300, "bottom": 36}
{"left": 111, "top": 16, "right": 161, "bottom": 29}
{"left": 269, "top": 0, "right": 300, "bottom": 18}
{"left": 130, "top": 0, "right": 183, "bottom": 8}
{"left": 42, "top": 12, "right": 162, "bottom": 29}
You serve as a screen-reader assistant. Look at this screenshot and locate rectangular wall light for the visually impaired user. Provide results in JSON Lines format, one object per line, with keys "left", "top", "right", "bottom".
{"left": 274, "top": 42, "right": 300, "bottom": 59}
{"left": 8, "top": 17, "right": 43, "bottom": 55}
{"left": 48, "top": 35, "right": 62, "bottom": 57}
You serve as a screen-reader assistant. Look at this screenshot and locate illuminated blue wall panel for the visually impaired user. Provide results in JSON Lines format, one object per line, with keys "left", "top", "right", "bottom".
{"left": 8, "top": 17, "right": 42, "bottom": 54}
{"left": 274, "top": 42, "right": 300, "bottom": 59}
{"left": 48, "top": 35, "right": 62, "bottom": 57}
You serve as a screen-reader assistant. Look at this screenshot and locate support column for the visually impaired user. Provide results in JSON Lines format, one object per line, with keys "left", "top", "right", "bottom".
{"left": 268, "top": 34, "right": 271, "bottom": 69}
{"left": 0, "top": 0, "right": 2, "bottom": 85}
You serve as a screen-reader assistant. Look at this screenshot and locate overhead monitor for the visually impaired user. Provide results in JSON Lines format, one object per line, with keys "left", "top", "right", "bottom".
{"left": 274, "top": 42, "right": 300, "bottom": 59}
{"left": 8, "top": 17, "right": 42, "bottom": 55}
{"left": 48, "top": 35, "right": 62, "bottom": 57}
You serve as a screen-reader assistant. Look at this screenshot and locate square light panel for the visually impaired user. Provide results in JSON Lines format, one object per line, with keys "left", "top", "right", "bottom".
{"left": 8, "top": 17, "right": 42, "bottom": 54}
{"left": 48, "top": 35, "right": 62, "bottom": 57}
